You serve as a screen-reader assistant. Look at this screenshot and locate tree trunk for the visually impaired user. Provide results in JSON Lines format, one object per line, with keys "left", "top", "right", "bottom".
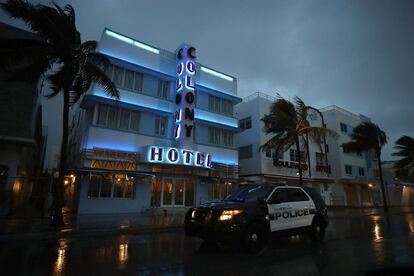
{"left": 377, "top": 150, "right": 389, "bottom": 212}
{"left": 296, "top": 136, "right": 303, "bottom": 186}
{"left": 50, "top": 89, "right": 69, "bottom": 226}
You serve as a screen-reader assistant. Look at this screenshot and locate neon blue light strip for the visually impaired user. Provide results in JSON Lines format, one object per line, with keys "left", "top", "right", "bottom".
{"left": 211, "top": 157, "right": 238, "bottom": 166}
{"left": 201, "top": 66, "right": 234, "bottom": 82}
{"left": 92, "top": 92, "right": 173, "bottom": 113}
{"left": 194, "top": 110, "right": 238, "bottom": 128}
{"left": 105, "top": 30, "right": 160, "bottom": 54}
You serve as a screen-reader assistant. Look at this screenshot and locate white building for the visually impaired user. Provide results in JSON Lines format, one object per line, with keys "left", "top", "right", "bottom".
{"left": 66, "top": 29, "right": 241, "bottom": 214}
{"left": 321, "top": 105, "right": 381, "bottom": 207}
{"left": 235, "top": 93, "right": 334, "bottom": 205}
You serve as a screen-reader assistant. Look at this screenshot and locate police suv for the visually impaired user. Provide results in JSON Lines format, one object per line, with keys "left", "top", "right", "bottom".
{"left": 185, "top": 184, "right": 328, "bottom": 253}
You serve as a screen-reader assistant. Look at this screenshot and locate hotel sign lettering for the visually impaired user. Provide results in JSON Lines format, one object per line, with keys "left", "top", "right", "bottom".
{"left": 175, "top": 45, "right": 196, "bottom": 146}
{"left": 273, "top": 160, "right": 309, "bottom": 171}
{"left": 147, "top": 146, "right": 212, "bottom": 168}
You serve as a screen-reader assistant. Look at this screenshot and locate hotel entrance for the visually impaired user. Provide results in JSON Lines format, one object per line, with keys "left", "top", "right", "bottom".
{"left": 151, "top": 177, "right": 195, "bottom": 207}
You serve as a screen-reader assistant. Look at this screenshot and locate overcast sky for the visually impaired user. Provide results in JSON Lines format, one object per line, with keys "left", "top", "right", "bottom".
{"left": 1, "top": 0, "right": 413, "bottom": 160}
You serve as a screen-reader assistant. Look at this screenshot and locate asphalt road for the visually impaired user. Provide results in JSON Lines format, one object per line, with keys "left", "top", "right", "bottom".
{"left": 1, "top": 213, "right": 414, "bottom": 276}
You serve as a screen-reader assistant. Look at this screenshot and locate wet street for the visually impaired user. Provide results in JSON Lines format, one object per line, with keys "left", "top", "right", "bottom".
{"left": 1, "top": 213, "right": 414, "bottom": 276}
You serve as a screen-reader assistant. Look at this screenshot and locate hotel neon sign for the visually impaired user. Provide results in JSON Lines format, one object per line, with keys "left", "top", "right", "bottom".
{"left": 147, "top": 146, "right": 212, "bottom": 168}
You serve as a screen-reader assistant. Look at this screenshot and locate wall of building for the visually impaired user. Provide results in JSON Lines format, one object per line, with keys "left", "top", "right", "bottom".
{"left": 77, "top": 175, "right": 152, "bottom": 214}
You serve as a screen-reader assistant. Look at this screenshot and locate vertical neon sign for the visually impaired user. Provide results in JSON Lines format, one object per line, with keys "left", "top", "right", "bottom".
{"left": 175, "top": 45, "right": 196, "bottom": 147}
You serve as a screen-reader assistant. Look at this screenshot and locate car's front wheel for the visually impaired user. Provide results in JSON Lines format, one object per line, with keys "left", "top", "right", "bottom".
{"left": 243, "top": 223, "right": 268, "bottom": 253}
{"left": 309, "top": 217, "right": 326, "bottom": 242}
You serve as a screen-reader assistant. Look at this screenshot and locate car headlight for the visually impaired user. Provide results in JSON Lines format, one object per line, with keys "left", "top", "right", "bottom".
{"left": 219, "top": 210, "right": 243, "bottom": 221}
{"left": 191, "top": 209, "right": 196, "bottom": 219}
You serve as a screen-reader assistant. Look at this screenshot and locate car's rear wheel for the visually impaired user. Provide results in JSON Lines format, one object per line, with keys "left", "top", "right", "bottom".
{"left": 309, "top": 217, "right": 326, "bottom": 242}
{"left": 243, "top": 223, "right": 268, "bottom": 253}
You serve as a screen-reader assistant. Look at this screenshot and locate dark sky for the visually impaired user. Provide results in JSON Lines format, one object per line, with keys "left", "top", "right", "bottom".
{"left": 1, "top": 0, "right": 413, "bottom": 161}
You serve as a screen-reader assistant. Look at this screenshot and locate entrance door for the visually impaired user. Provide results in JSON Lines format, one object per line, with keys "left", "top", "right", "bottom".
{"left": 161, "top": 178, "right": 185, "bottom": 207}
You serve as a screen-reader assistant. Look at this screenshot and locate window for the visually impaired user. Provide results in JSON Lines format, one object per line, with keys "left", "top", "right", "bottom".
{"left": 119, "top": 109, "right": 131, "bottom": 130}
{"left": 239, "top": 117, "right": 252, "bottom": 130}
{"left": 155, "top": 115, "right": 168, "bottom": 136}
{"left": 208, "top": 181, "right": 235, "bottom": 200}
{"left": 268, "top": 188, "right": 288, "bottom": 204}
{"left": 97, "top": 104, "right": 108, "bottom": 125}
{"left": 345, "top": 165, "right": 353, "bottom": 175}
{"left": 358, "top": 167, "right": 365, "bottom": 176}
{"left": 340, "top": 123, "right": 348, "bottom": 133}
{"left": 107, "top": 106, "right": 119, "bottom": 128}
{"left": 315, "top": 152, "right": 325, "bottom": 166}
{"left": 208, "top": 126, "right": 234, "bottom": 147}
{"left": 87, "top": 174, "right": 135, "bottom": 199}
{"left": 289, "top": 149, "right": 306, "bottom": 162}
{"left": 106, "top": 64, "right": 143, "bottom": 92}
{"left": 157, "top": 80, "right": 169, "bottom": 99}
{"left": 96, "top": 104, "right": 140, "bottom": 132}
{"left": 325, "top": 144, "right": 329, "bottom": 153}
{"left": 239, "top": 145, "right": 253, "bottom": 159}
{"left": 224, "top": 185, "right": 274, "bottom": 203}
{"left": 286, "top": 188, "right": 309, "bottom": 202}
{"left": 208, "top": 95, "right": 233, "bottom": 115}
{"left": 112, "top": 65, "right": 124, "bottom": 87}
{"left": 265, "top": 148, "right": 284, "bottom": 159}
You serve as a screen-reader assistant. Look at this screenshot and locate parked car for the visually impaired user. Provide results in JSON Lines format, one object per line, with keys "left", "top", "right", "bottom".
{"left": 185, "top": 184, "right": 328, "bottom": 253}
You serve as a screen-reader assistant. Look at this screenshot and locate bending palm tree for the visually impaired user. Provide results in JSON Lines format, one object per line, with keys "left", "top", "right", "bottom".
{"left": 0, "top": 0, "right": 119, "bottom": 226}
{"left": 342, "top": 122, "right": 388, "bottom": 212}
{"left": 393, "top": 135, "right": 414, "bottom": 177}
{"left": 261, "top": 95, "right": 337, "bottom": 185}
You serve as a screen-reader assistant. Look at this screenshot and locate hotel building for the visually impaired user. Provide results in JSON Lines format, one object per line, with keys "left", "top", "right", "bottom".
{"left": 235, "top": 93, "right": 334, "bottom": 205}
{"left": 321, "top": 105, "right": 381, "bottom": 207}
{"left": 67, "top": 29, "right": 241, "bottom": 214}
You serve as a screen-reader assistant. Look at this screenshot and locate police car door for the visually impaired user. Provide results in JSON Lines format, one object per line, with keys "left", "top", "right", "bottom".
{"left": 285, "top": 187, "right": 315, "bottom": 228}
{"left": 266, "top": 187, "right": 293, "bottom": 232}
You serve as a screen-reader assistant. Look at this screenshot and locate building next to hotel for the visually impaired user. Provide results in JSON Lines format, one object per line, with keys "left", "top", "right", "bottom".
{"left": 321, "top": 105, "right": 381, "bottom": 207}
{"left": 66, "top": 29, "right": 241, "bottom": 214}
{"left": 235, "top": 93, "right": 334, "bottom": 205}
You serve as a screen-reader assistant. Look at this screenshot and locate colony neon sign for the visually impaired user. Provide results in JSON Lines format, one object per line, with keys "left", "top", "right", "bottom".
{"left": 147, "top": 146, "right": 212, "bottom": 168}
{"left": 174, "top": 45, "right": 196, "bottom": 145}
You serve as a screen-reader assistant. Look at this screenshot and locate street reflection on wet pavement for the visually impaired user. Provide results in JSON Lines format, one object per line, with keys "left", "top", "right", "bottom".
{"left": 1, "top": 213, "right": 414, "bottom": 276}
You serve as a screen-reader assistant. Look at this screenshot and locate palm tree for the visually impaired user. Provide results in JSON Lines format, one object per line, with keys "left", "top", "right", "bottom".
{"left": 342, "top": 122, "right": 388, "bottom": 212}
{"left": 0, "top": 0, "right": 119, "bottom": 226}
{"left": 260, "top": 95, "right": 337, "bottom": 185}
{"left": 393, "top": 135, "right": 414, "bottom": 177}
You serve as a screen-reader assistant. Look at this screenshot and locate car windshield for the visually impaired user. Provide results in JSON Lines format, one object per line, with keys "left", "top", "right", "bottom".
{"left": 224, "top": 184, "right": 274, "bottom": 202}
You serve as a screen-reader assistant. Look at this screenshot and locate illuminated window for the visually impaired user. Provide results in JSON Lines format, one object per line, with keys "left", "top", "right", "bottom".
{"left": 87, "top": 173, "right": 135, "bottom": 199}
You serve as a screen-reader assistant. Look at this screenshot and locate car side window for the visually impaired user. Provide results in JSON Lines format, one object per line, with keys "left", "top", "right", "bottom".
{"left": 268, "top": 188, "right": 288, "bottom": 204}
{"left": 286, "top": 188, "right": 310, "bottom": 202}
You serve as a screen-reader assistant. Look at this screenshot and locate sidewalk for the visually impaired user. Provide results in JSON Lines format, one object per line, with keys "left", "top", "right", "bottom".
{"left": 0, "top": 207, "right": 413, "bottom": 241}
